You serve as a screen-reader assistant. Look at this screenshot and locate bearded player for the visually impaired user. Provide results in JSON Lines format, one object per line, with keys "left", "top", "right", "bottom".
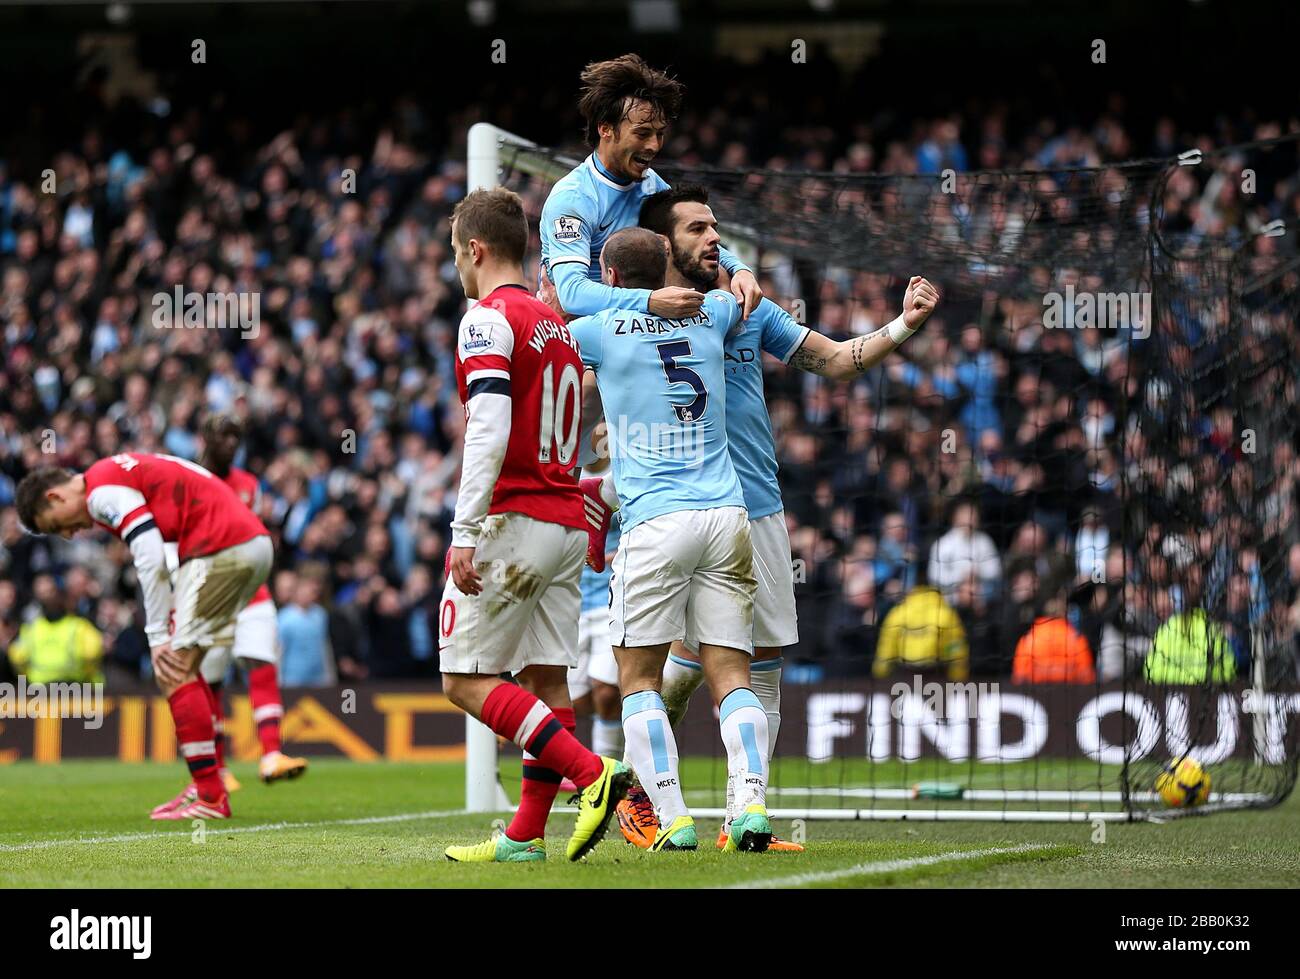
{"left": 17, "top": 452, "right": 274, "bottom": 820}
{"left": 569, "top": 227, "right": 771, "bottom": 853}
{"left": 438, "top": 187, "right": 630, "bottom": 865}
{"left": 150, "top": 414, "right": 308, "bottom": 818}
{"left": 592, "top": 185, "right": 940, "bottom": 850}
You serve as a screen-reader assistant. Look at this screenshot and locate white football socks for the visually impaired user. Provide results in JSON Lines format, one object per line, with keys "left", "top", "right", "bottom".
{"left": 719, "top": 687, "right": 769, "bottom": 819}
{"left": 723, "top": 659, "right": 783, "bottom": 827}
{"left": 749, "top": 658, "right": 783, "bottom": 758}
{"left": 622, "top": 689, "right": 687, "bottom": 824}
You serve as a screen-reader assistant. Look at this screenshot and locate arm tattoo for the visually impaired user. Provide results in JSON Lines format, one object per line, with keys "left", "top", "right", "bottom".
{"left": 854, "top": 328, "right": 892, "bottom": 372}
{"left": 851, "top": 336, "right": 866, "bottom": 373}
{"left": 791, "top": 346, "right": 828, "bottom": 374}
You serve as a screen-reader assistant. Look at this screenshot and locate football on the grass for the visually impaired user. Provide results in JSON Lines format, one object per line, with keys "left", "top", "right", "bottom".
{"left": 1155, "top": 758, "right": 1211, "bottom": 808}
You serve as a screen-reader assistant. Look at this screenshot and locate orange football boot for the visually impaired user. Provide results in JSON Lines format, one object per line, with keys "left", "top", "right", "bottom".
{"left": 616, "top": 784, "right": 659, "bottom": 848}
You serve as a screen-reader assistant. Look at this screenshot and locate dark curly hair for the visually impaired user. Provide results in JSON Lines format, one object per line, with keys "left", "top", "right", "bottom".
{"left": 577, "top": 54, "right": 685, "bottom": 148}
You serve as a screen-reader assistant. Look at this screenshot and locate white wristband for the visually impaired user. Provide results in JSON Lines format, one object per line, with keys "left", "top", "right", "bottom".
{"left": 886, "top": 315, "right": 916, "bottom": 345}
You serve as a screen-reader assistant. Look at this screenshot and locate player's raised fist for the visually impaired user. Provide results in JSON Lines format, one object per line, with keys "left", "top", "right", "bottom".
{"left": 903, "top": 275, "right": 940, "bottom": 330}
{"left": 649, "top": 286, "right": 706, "bottom": 319}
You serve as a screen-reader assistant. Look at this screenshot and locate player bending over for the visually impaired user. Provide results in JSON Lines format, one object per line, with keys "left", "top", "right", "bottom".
{"left": 151, "top": 414, "right": 308, "bottom": 819}
{"left": 569, "top": 226, "right": 770, "bottom": 853}
{"left": 437, "top": 187, "right": 630, "bottom": 865}
{"left": 16, "top": 452, "right": 275, "bottom": 820}
{"left": 600, "top": 184, "right": 940, "bottom": 850}
{"left": 541, "top": 53, "right": 762, "bottom": 337}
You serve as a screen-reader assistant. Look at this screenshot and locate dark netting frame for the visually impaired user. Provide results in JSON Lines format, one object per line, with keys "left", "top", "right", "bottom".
{"left": 477, "top": 126, "right": 1300, "bottom": 822}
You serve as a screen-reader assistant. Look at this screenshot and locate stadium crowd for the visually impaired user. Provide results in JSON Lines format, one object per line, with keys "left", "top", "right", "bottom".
{"left": 2, "top": 63, "right": 1299, "bottom": 688}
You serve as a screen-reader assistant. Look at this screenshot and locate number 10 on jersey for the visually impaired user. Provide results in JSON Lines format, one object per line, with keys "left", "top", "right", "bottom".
{"left": 538, "top": 362, "right": 581, "bottom": 465}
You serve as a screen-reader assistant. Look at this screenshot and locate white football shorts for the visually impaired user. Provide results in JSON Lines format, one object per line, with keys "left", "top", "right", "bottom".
{"left": 438, "top": 512, "right": 585, "bottom": 676}
{"left": 200, "top": 597, "right": 280, "bottom": 684}
{"left": 682, "top": 510, "right": 798, "bottom": 652}
{"left": 172, "top": 535, "right": 274, "bottom": 653}
{"left": 609, "top": 505, "right": 755, "bottom": 653}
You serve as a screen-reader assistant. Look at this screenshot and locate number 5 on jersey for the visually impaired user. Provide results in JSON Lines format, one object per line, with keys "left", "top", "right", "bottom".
{"left": 657, "top": 339, "right": 708, "bottom": 423}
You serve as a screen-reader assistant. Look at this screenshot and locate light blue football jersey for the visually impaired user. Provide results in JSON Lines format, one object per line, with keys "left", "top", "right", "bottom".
{"left": 722, "top": 298, "right": 810, "bottom": 519}
{"left": 569, "top": 290, "right": 745, "bottom": 531}
{"left": 579, "top": 516, "right": 621, "bottom": 612}
{"left": 540, "top": 153, "right": 750, "bottom": 318}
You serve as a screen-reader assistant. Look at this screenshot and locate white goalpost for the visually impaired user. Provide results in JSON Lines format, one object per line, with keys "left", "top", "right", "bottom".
{"left": 460, "top": 123, "right": 543, "bottom": 813}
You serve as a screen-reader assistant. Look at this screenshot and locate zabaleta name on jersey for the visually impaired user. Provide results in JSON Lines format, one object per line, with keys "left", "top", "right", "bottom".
{"left": 609, "top": 308, "right": 716, "bottom": 337}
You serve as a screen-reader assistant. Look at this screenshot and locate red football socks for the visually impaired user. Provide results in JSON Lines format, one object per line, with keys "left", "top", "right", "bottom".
{"left": 247, "top": 663, "right": 284, "bottom": 756}
{"left": 169, "top": 678, "right": 225, "bottom": 802}
{"left": 506, "top": 706, "right": 577, "bottom": 842}
{"left": 480, "top": 684, "right": 603, "bottom": 789}
{"left": 205, "top": 679, "right": 227, "bottom": 771}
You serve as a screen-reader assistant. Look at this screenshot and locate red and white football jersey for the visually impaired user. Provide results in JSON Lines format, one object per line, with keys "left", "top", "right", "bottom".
{"left": 221, "top": 465, "right": 272, "bottom": 606}
{"left": 455, "top": 284, "right": 585, "bottom": 532}
{"left": 85, "top": 453, "right": 269, "bottom": 561}
{"left": 223, "top": 466, "right": 261, "bottom": 511}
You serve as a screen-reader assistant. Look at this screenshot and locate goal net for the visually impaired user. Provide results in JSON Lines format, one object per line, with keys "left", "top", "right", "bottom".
{"left": 465, "top": 122, "right": 1300, "bottom": 823}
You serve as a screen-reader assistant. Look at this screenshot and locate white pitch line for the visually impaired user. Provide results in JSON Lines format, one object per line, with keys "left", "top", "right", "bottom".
{"left": 728, "top": 843, "right": 1062, "bottom": 889}
{"left": 0, "top": 808, "right": 468, "bottom": 854}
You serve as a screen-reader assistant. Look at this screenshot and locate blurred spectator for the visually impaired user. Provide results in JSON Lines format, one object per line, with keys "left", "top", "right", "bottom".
{"left": 1011, "top": 592, "right": 1096, "bottom": 684}
{"left": 999, "top": 562, "right": 1040, "bottom": 666}
{"left": 1074, "top": 506, "right": 1109, "bottom": 583}
{"left": 831, "top": 558, "right": 878, "bottom": 650}
{"left": 1144, "top": 608, "right": 1236, "bottom": 685}
{"left": 7, "top": 574, "right": 104, "bottom": 684}
{"left": 872, "top": 577, "right": 969, "bottom": 681}
{"left": 0, "top": 579, "right": 19, "bottom": 684}
{"left": 873, "top": 510, "right": 917, "bottom": 594}
{"left": 951, "top": 576, "right": 1001, "bottom": 678}
{"left": 928, "top": 500, "right": 1001, "bottom": 600}
{"left": 278, "top": 576, "right": 334, "bottom": 688}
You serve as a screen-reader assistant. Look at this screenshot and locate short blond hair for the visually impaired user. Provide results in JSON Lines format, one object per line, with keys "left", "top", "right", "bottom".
{"left": 452, "top": 187, "right": 528, "bottom": 264}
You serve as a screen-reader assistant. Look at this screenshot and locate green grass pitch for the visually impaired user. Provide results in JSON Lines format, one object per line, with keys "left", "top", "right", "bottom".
{"left": 1, "top": 759, "right": 1297, "bottom": 888}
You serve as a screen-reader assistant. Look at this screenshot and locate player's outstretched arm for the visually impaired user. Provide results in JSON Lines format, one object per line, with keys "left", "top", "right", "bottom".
{"left": 554, "top": 260, "right": 706, "bottom": 320}
{"left": 790, "top": 276, "right": 939, "bottom": 380}
{"left": 553, "top": 260, "right": 653, "bottom": 318}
